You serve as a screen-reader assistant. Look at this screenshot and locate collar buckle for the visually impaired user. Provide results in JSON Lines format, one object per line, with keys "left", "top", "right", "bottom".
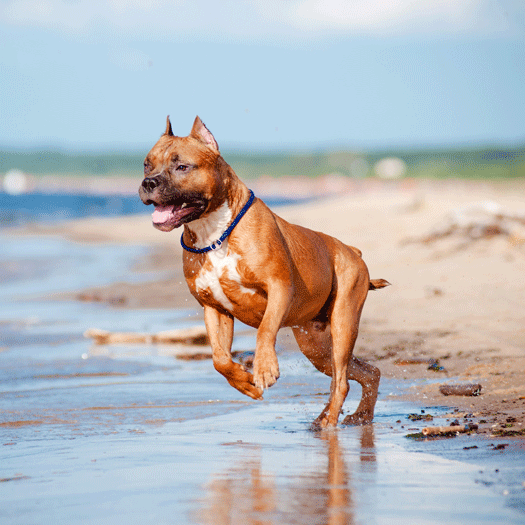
{"left": 210, "top": 240, "right": 222, "bottom": 251}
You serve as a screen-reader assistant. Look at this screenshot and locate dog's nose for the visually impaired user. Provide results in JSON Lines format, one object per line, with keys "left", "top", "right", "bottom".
{"left": 142, "top": 177, "right": 160, "bottom": 193}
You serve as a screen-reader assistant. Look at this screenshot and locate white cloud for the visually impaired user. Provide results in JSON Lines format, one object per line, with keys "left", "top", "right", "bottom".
{"left": 1, "top": 0, "right": 185, "bottom": 35}
{"left": 0, "top": 0, "right": 522, "bottom": 40}
{"left": 288, "top": 0, "right": 514, "bottom": 36}
{"left": 2, "top": 0, "right": 96, "bottom": 33}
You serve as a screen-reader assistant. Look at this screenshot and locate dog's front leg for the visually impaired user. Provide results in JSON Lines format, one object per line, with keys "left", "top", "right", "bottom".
{"left": 204, "top": 306, "right": 263, "bottom": 400}
{"left": 253, "top": 280, "right": 292, "bottom": 390}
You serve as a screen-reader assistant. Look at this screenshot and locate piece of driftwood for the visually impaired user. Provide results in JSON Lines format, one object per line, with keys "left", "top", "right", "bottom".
{"left": 439, "top": 383, "right": 482, "bottom": 396}
{"left": 175, "top": 352, "right": 212, "bottom": 361}
{"left": 403, "top": 201, "right": 525, "bottom": 248}
{"left": 394, "top": 357, "right": 430, "bottom": 365}
{"left": 422, "top": 423, "right": 478, "bottom": 436}
{"left": 155, "top": 327, "right": 209, "bottom": 345}
{"left": 84, "top": 329, "right": 151, "bottom": 345}
{"left": 174, "top": 349, "right": 255, "bottom": 365}
{"left": 394, "top": 357, "right": 445, "bottom": 371}
{"left": 84, "top": 326, "right": 209, "bottom": 346}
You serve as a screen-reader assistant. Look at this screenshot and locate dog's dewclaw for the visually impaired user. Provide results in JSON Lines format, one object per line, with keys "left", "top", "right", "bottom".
{"left": 439, "top": 383, "right": 482, "bottom": 396}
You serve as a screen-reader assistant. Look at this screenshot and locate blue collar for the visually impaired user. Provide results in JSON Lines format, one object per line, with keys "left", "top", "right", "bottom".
{"left": 180, "top": 189, "right": 255, "bottom": 254}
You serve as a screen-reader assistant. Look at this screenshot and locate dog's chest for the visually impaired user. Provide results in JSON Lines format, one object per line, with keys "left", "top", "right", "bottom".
{"left": 191, "top": 248, "right": 256, "bottom": 311}
{"left": 183, "top": 203, "right": 260, "bottom": 313}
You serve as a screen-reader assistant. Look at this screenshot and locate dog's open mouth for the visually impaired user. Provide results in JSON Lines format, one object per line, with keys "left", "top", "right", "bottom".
{"left": 150, "top": 199, "right": 207, "bottom": 231}
{"left": 138, "top": 177, "right": 208, "bottom": 231}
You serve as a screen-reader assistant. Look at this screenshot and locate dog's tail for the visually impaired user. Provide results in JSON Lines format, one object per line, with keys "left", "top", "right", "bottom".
{"left": 369, "top": 279, "right": 391, "bottom": 291}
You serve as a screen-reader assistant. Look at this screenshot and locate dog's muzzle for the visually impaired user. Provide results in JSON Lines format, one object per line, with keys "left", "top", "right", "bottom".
{"left": 138, "top": 177, "right": 209, "bottom": 231}
{"left": 141, "top": 177, "right": 160, "bottom": 193}
{"left": 139, "top": 175, "right": 165, "bottom": 206}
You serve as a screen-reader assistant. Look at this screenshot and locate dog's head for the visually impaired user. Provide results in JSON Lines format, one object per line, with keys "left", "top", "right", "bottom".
{"left": 139, "top": 116, "right": 227, "bottom": 232}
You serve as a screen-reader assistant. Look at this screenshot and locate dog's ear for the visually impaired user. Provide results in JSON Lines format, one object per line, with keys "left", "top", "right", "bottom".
{"left": 164, "top": 116, "right": 174, "bottom": 137}
{"left": 190, "top": 116, "right": 219, "bottom": 152}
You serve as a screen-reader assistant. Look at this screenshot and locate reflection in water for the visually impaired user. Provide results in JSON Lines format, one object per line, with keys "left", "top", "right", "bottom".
{"left": 198, "top": 452, "right": 276, "bottom": 525}
{"left": 196, "top": 425, "right": 376, "bottom": 525}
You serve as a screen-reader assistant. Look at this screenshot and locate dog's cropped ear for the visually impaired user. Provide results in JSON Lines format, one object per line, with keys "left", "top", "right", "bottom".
{"left": 190, "top": 116, "right": 219, "bottom": 152}
{"left": 164, "top": 116, "right": 174, "bottom": 137}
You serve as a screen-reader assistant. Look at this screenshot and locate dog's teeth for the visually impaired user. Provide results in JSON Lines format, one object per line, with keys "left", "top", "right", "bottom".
{"left": 181, "top": 203, "right": 188, "bottom": 209}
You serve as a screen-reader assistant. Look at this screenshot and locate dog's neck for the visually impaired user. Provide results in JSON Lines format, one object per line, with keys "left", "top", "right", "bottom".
{"left": 186, "top": 201, "right": 233, "bottom": 250}
{"left": 184, "top": 163, "right": 252, "bottom": 251}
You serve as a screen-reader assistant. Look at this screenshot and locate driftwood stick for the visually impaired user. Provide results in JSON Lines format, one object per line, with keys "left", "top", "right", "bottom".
{"left": 439, "top": 384, "right": 482, "bottom": 396}
{"left": 84, "top": 326, "right": 209, "bottom": 346}
{"left": 422, "top": 423, "right": 478, "bottom": 436}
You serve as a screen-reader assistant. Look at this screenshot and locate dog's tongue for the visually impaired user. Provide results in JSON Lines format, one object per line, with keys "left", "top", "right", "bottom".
{"left": 152, "top": 205, "right": 174, "bottom": 224}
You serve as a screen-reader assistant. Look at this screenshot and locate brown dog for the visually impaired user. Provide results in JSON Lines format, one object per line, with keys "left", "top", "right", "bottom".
{"left": 139, "top": 116, "right": 389, "bottom": 428}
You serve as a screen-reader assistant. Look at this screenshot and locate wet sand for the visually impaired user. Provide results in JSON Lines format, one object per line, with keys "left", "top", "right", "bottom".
{"left": 2, "top": 178, "right": 525, "bottom": 523}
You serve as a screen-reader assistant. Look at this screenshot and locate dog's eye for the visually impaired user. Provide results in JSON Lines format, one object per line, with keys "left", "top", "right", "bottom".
{"left": 144, "top": 161, "right": 152, "bottom": 175}
{"left": 176, "top": 164, "right": 189, "bottom": 172}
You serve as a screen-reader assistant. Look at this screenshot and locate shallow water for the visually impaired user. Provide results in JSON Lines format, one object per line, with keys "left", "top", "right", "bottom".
{"left": 1, "top": 234, "right": 524, "bottom": 524}
{"left": 0, "top": 192, "right": 308, "bottom": 228}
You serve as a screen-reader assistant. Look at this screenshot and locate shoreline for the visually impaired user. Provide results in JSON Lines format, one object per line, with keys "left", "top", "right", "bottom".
{"left": 5, "top": 177, "right": 525, "bottom": 436}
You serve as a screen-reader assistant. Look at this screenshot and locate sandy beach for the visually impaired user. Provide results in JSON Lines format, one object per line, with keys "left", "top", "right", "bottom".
{"left": 2, "top": 177, "right": 525, "bottom": 524}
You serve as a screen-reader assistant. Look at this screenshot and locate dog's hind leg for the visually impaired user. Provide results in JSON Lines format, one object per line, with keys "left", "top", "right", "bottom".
{"left": 293, "top": 266, "right": 379, "bottom": 428}
{"left": 204, "top": 306, "right": 263, "bottom": 400}
{"left": 294, "top": 314, "right": 358, "bottom": 429}
{"left": 341, "top": 356, "right": 380, "bottom": 425}
{"left": 321, "top": 298, "right": 361, "bottom": 428}
{"left": 292, "top": 321, "right": 333, "bottom": 376}
{"left": 292, "top": 321, "right": 334, "bottom": 427}
{"left": 294, "top": 321, "right": 380, "bottom": 428}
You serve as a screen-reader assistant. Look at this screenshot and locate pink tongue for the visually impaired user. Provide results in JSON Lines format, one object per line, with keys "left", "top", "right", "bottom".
{"left": 152, "top": 205, "right": 174, "bottom": 224}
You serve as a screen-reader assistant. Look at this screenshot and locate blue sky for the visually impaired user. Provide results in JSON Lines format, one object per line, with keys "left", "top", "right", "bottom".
{"left": 1, "top": 0, "right": 524, "bottom": 152}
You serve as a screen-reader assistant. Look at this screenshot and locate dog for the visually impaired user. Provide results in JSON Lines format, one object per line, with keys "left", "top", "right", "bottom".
{"left": 139, "top": 116, "right": 389, "bottom": 428}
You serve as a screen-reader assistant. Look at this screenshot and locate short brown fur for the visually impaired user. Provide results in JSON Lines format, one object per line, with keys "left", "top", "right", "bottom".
{"left": 139, "top": 117, "right": 390, "bottom": 428}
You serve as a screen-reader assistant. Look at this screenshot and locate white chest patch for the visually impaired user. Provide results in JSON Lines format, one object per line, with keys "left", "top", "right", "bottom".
{"left": 187, "top": 201, "right": 232, "bottom": 249}
{"left": 188, "top": 201, "right": 255, "bottom": 310}
{"left": 194, "top": 244, "right": 255, "bottom": 311}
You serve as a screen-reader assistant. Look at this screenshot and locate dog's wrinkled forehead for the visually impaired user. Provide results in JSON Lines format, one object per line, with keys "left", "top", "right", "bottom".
{"left": 145, "top": 116, "right": 219, "bottom": 173}
{"left": 146, "top": 135, "right": 214, "bottom": 168}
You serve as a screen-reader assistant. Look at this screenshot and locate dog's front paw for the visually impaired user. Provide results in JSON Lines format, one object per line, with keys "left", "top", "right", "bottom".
{"left": 253, "top": 356, "right": 280, "bottom": 390}
{"left": 234, "top": 379, "right": 264, "bottom": 400}
{"left": 224, "top": 363, "right": 264, "bottom": 400}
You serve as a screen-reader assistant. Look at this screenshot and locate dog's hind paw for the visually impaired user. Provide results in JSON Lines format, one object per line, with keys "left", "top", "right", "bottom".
{"left": 341, "top": 412, "right": 373, "bottom": 426}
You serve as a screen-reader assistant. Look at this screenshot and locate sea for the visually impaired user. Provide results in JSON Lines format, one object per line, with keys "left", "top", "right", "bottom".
{"left": 0, "top": 191, "right": 303, "bottom": 228}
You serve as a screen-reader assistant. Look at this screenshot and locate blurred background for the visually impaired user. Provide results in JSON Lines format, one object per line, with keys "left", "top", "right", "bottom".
{"left": 1, "top": 0, "right": 524, "bottom": 223}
